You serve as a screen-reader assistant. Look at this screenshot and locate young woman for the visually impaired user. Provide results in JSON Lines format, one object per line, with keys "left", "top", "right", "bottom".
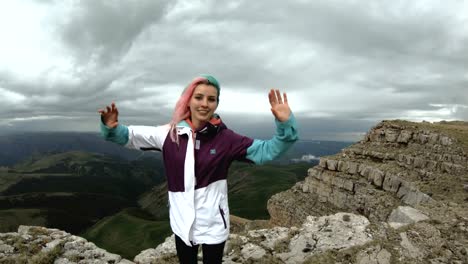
{"left": 98, "top": 75, "right": 298, "bottom": 264}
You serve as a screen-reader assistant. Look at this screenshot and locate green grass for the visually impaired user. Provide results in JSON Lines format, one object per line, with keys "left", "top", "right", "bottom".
{"left": 0, "top": 208, "right": 47, "bottom": 232}
{"left": 2, "top": 151, "right": 163, "bottom": 200}
{"left": 81, "top": 208, "right": 172, "bottom": 260}
{"left": 138, "top": 162, "right": 311, "bottom": 221}
{"left": 0, "top": 192, "right": 132, "bottom": 234}
{"left": 228, "top": 162, "right": 310, "bottom": 219}
{"left": 0, "top": 172, "right": 23, "bottom": 193}
{"left": 13, "top": 151, "right": 105, "bottom": 172}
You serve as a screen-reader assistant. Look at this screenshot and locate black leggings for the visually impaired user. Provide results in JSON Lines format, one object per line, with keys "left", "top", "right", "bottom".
{"left": 175, "top": 235, "right": 225, "bottom": 264}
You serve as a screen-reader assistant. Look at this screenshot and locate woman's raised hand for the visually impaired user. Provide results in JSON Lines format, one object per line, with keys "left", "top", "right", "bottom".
{"left": 98, "top": 102, "right": 119, "bottom": 128}
{"left": 268, "top": 89, "right": 291, "bottom": 122}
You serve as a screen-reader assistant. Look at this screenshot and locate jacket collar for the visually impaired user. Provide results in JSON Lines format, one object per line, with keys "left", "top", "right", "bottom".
{"left": 176, "top": 114, "right": 225, "bottom": 136}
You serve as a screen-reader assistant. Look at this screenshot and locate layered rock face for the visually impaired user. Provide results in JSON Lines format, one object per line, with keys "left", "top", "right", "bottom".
{"left": 269, "top": 120, "right": 467, "bottom": 224}
{"left": 268, "top": 120, "right": 468, "bottom": 263}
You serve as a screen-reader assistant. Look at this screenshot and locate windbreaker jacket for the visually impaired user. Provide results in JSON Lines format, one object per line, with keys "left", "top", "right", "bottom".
{"left": 100, "top": 114, "right": 298, "bottom": 246}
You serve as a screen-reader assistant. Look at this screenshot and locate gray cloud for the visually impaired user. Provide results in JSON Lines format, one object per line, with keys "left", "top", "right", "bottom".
{"left": 59, "top": 0, "right": 171, "bottom": 66}
{"left": 0, "top": 0, "right": 467, "bottom": 140}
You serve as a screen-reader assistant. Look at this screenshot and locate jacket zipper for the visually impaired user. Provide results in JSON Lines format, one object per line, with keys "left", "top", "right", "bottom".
{"left": 219, "top": 206, "right": 227, "bottom": 229}
{"left": 194, "top": 132, "right": 198, "bottom": 186}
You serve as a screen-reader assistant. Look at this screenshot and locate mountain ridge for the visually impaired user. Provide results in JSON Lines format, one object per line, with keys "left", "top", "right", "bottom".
{"left": 0, "top": 150, "right": 165, "bottom": 235}
{"left": 0, "top": 131, "right": 350, "bottom": 166}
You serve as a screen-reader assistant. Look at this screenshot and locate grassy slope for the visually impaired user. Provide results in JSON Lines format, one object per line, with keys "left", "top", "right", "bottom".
{"left": 0, "top": 151, "right": 164, "bottom": 234}
{"left": 0, "top": 171, "right": 23, "bottom": 193}
{"left": 0, "top": 208, "right": 47, "bottom": 232}
{"left": 228, "top": 162, "right": 310, "bottom": 219}
{"left": 137, "top": 162, "right": 311, "bottom": 221}
{"left": 13, "top": 151, "right": 106, "bottom": 172}
{"left": 0, "top": 192, "right": 131, "bottom": 234}
{"left": 81, "top": 208, "right": 172, "bottom": 260}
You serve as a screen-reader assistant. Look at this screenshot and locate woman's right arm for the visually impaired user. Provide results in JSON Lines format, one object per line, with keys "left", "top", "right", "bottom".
{"left": 98, "top": 102, "right": 168, "bottom": 151}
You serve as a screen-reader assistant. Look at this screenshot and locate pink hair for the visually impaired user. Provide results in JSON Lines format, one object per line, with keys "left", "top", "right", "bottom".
{"left": 169, "top": 77, "right": 210, "bottom": 144}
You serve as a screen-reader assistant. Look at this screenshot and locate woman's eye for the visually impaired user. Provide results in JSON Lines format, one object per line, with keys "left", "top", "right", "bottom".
{"left": 209, "top": 98, "right": 216, "bottom": 102}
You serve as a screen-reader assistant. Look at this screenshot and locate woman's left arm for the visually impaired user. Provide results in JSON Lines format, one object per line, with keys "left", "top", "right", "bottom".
{"left": 245, "top": 89, "right": 299, "bottom": 164}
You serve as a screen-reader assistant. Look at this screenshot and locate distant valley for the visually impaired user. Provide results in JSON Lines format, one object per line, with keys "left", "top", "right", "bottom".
{"left": 0, "top": 132, "right": 352, "bottom": 258}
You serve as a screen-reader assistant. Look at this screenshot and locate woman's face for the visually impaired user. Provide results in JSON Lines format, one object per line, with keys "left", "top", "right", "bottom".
{"left": 189, "top": 83, "right": 218, "bottom": 127}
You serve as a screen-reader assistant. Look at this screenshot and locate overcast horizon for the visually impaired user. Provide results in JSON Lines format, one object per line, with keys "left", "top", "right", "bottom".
{"left": 1, "top": 0, "right": 467, "bottom": 141}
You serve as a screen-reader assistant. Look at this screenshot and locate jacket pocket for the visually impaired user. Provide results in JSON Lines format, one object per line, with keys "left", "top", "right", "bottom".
{"left": 219, "top": 205, "right": 227, "bottom": 229}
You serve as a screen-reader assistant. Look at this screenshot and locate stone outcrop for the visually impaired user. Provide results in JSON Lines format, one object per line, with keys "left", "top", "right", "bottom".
{"left": 0, "top": 226, "right": 133, "bottom": 263}
{"left": 387, "top": 206, "right": 429, "bottom": 229}
{"left": 134, "top": 213, "right": 373, "bottom": 264}
{"left": 0, "top": 213, "right": 374, "bottom": 263}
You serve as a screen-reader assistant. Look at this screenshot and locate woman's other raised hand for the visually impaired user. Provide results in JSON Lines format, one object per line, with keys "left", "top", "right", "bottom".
{"left": 98, "top": 102, "right": 119, "bottom": 128}
{"left": 268, "top": 89, "right": 291, "bottom": 122}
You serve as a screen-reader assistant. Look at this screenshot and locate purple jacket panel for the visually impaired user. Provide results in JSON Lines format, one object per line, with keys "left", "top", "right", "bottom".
{"left": 162, "top": 134, "right": 189, "bottom": 192}
{"left": 162, "top": 121, "right": 254, "bottom": 192}
{"left": 194, "top": 128, "right": 254, "bottom": 189}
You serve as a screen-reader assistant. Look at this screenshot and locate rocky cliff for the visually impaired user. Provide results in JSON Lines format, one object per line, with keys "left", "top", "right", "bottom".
{"left": 266, "top": 120, "right": 468, "bottom": 263}
{"left": 1, "top": 120, "right": 467, "bottom": 263}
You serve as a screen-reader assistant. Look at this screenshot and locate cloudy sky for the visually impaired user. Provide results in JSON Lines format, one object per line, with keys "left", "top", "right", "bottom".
{"left": 0, "top": 0, "right": 467, "bottom": 141}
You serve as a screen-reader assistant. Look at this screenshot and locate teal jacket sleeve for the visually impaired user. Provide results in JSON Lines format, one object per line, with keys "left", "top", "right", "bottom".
{"left": 245, "top": 113, "right": 299, "bottom": 164}
{"left": 100, "top": 122, "right": 129, "bottom": 146}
